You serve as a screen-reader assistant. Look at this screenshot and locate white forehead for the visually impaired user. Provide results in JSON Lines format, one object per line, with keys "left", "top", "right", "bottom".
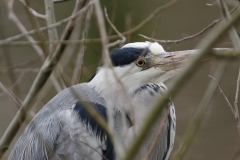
{"left": 122, "top": 41, "right": 165, "bottom": 55}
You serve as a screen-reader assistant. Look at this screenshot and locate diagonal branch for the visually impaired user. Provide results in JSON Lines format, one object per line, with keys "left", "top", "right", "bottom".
{"left": 0, "top": 1, "right": 93, "bottom": 46}
{"left": 218, "top": 0, "right": 240, "bottom": 49}
{"left": 234, "top": 68, "right": 240, "bottom": 134}
{"left": 209, "top": 75, "right": 236, "bottom": 116}
{"left": 0, "top": 0, "right": 178, "bottom": 46}
{"left": 139, "top": 2, "right": 239, "bottom": 44}
{"left": 104, "top": 7, "right": 126, "bottom": 48}
{"left": 139, "top": 19, "right": 220, "bottom": 44}
{"left": 19, "top": 0, "right": 46, "bottom": 19}
{"left": 0, "top": 0, "right": 90, "bottom": 157}
{"left": 6, "top": 0, "right": 45, "bottom": 60}
{"left": 172, "top": 62, "right": 226, "bottom": 160}
{"left": 94, "top": 0, "right": 125, "bottom": 158}
{"left": 122, "top": 8, "right": 240, "bottom": 160}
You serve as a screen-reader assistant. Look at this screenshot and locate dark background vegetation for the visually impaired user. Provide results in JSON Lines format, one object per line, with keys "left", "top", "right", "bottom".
{"left": 0, "top": 0, "right": 240, "bottom": 159}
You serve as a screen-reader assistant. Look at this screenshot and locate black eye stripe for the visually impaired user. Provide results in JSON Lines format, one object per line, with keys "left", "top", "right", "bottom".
{"left": 110, "top": 48, "right": 148, "bottom": 66}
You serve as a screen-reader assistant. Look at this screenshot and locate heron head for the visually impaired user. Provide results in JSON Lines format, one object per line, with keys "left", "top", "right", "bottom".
{"left": 89, "top": 42, "right": 197, "bottom": 92}
{"left": 111, "top": 42, "right": 196, "bottom": 83}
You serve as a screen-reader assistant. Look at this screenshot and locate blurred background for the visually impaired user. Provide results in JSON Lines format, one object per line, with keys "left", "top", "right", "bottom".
{"left": 0, "top": 0, "right": 240, "bottom": 159}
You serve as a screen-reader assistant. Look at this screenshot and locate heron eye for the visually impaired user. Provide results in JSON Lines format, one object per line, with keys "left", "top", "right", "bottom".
{"left": 135, "top": 59, "right": 146, "bottom": 67}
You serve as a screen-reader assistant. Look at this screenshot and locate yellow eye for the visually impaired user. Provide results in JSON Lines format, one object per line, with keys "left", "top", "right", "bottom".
{"left": 135, "top": 58, "right": 146, "bottom": 67}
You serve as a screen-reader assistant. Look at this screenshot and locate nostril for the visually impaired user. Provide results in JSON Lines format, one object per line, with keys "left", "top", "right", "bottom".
{"left": 165, "top": 55, "right": 174, "bottom": 58}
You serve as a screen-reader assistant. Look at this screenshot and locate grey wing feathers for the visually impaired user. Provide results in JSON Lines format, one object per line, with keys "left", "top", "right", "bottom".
{"left": 131, "top": 83, "right": 175, "bottom": 160}
{"left": 8, "top": 83, "right": 106, "bottom": 160}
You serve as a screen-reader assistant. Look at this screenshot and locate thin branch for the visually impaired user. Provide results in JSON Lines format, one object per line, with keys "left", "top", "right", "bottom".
{"left": 6, "top": 1, "right": 45, "bottom": 60}
{"left": 218, "top": 0, "right": 240, "bottom": 135}
{"left": 94, "top": 0, "right": 125, "bottom": 158}
{"left": 206, "top": 2, "right": 218, "bottom": 6}
{"left": 0, "top": 17, "right": 22, "bottom": 99}
{"left": 22, "top": 0, "right": 48, "bottom": 58}
{"left": 50, "top": 75, "right": 63, "bottom": 92}
{"left": 0, "top": 56, "right": 39, "bottom": 73}
{"left": 218, "top": 0, "right": 240, "bottom": 49}
{"left": 139, "top": 19, "right": 220, "bottom": 43}
{"left": 0, "top": 82, "right": 22, "bottom": 108}
{"left": 143, "top": 109, "right": 170, "bottom": 160}
{"left": 209, "top": 75, "right": 236, "bottom": 115}
{"left": 0, "top": 68, "right": 39, "bottom": 73}
{"left": 0, "top": 0, "right": 90, "bottom": 157}
{"left": 209, "top": 75, "right": 236, "bottom": 117}
{"left": 44, "top": 0, "right": 63, "bottom": 93}
{"left": 94, "top": 0, "right": 110, "bottom": 64}
{"left": 125, "top": 13, "right": 132, "bottom": 43}
{"left": 53, "top": 0, "right": 69, "bottom": 3}
{"left": 211, "top": 48, "right": 240, "bottom": 57}
{"left": 0, "top": 71, "right": 26, "bottom": 97}
{"left": 0, "top": 0, "right": 177, "bottom": 46}
{"left": 44, "top": 0, "right": 59, "bottom": 53}
{"left": 139, "top": 2, "right": 239, "bottom": 44}
{"left": 234, "top": 67, "right": 240, "bottom": 135}
{"left": 104, "top": 7, "right": 126, "bottom": 48}
{"left": 0, "top": 1, "right": 93, "bottom": 46}
{"left": 19, "top": 0, "right": 46, "bottom": 19}
{"left": 172, "top": 62, "right": 226, "bottom": 160}
{"left": 107, "top": 0, "right": 117, "bottom": 36}
{"left": 53, "top": 0, "right": 88, "bottom": 88}
{"left": 71, "top": 6, "right": 93, "bottom": 84}
{"left": 122, "top": 8, "right": 240, "bottom": 160}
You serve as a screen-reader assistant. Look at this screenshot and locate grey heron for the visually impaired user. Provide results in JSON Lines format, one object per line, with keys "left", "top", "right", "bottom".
{"left": 9, "top": 42, "right": 196, "bottom": 160}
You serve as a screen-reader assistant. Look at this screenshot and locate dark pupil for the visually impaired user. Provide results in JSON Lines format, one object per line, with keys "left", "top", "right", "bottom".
{"left": 138, "top": 60, "right": 144, "bottom": 66}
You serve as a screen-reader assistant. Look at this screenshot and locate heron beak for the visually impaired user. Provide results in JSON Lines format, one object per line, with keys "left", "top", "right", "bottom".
{"left": 143, "top": 50, "right": 200, "bottom": 71}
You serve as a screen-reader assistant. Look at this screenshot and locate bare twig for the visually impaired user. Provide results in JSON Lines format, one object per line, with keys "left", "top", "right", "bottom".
{"left": 94, "top": 0, "right": 125, "bottom": 158}
{"left": 125, "top": 14, "right": 132, "bottom": 43}
{"left": 206, "top": 2, "right": 218, "bottom": 6}
{"left": 0, "top": 82, "right": 22, "bottom": 108}
{"left": 235, "top": 67, "right": 240, "bottom": 133}
{"left": 139, "top": 1, "right": 239, "bottom": 44}
{"left": 172, "top": 62, "right": 226, "bottom": 160}
{"left": 209, "top": 75, "right": 236, "bottom": 115}
{"left": 0, "top": 1, "right": 93, "bottom": 46}
{"left": 0, "top": 68, "right": 39, "bottom": 73}
{"left": 0, "top": 6, "right": 22, "bottom": 99}
{"left": 139, "top": 19, "right": 220, "bottom": 43}
{"left": 24, "top": 0, "right": 48, "bottom": 58}
{"left": 122, "top": 9, "right": 240, "bottom": 160}
{"left": 0, "top": 0, "right": 90, "bottom": 157}
{"left": 44, "top": 0, "right": 59, "bottom": 54}
{"left": 71, "top": 6, "right": 93, "bottom": 84}
{"left": 218, "top": 0, "right": 240, "bottom": 135}
{"left": 19, "top": 0, "right": 46, "bottom": 19}
{"left": 0, "top": 56, "right": 39, "bottom": 73}
{"left": 218, "top": 0, "right": 240, "bottom": 49}
{"left": 94, "top": 0, "right": 110, "bottom": 64}
{"left": 6, "top": 0, "right": 45, "bottom": 60}
{"left": 209, "top": 51, "right": 240, "bottom": 136}
{"left": 44, "top": 0, "right": 63, "bottom": 92}
{"left": 53, "top": 0, "right": 69, "bottom": 3}
{"left": 0, "top": 71, "right": 26, "bottom": 98}
{"left": 0, "top": 0, "right": 177, "bottom": 46}
{"left": 54, "top": 0, "right": 88, "bottom": 82}
{"left": 143, "top": 109, "right": 170, "bottom": 160}
{"left": 107, "top": 0, "right": 117, "bottom": 36}
{"left": 104, "top": 7, "right": 126, "bottom": 48}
